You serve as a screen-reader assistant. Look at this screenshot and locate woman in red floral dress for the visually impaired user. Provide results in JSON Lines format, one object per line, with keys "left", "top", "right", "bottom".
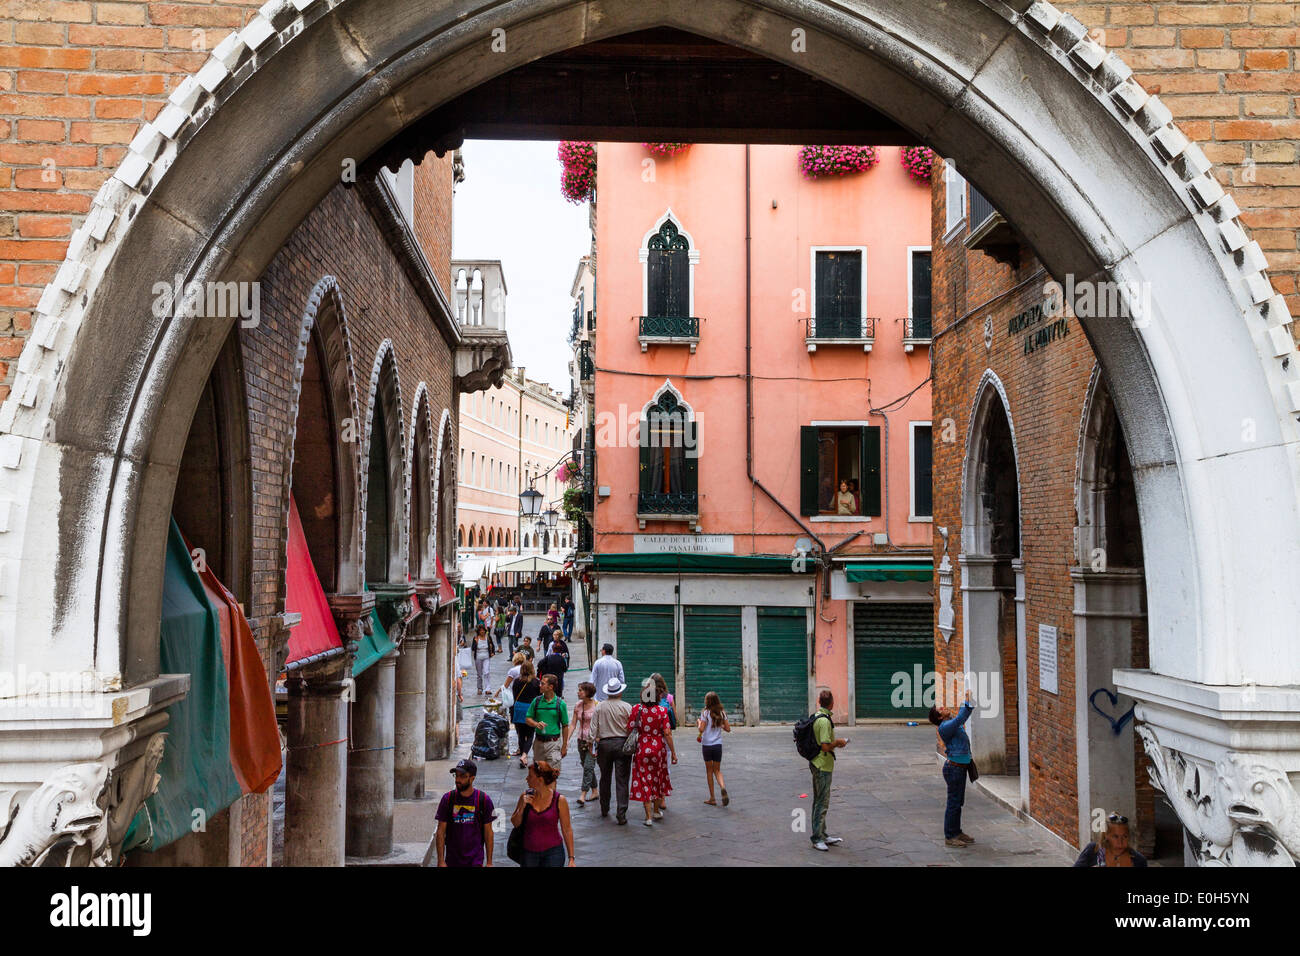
{"left": 629, "top": 677, "right": 678, "bottom": 827}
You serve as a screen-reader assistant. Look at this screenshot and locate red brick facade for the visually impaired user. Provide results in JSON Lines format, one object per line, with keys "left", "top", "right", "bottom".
{"left": 930, "top": 159, "right": 1153, "bottom": 852}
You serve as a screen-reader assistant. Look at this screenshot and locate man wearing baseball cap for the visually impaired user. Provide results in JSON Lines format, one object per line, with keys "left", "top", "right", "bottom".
{"left": 434, "top": 758, "right": 495, "bottom": 867}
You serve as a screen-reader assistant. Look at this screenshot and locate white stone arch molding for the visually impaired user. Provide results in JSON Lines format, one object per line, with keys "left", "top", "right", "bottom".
{"left": 283, "top": 275, "right": 365, "bottom": 603}
{"left": 958, "top": 368, "right": 1022, "bottom": 559}
{"left": 405, "top": 381, "right": 436, "bottom": 579}
{"left": 432, "top": 405, "right": 455, "bottom": 568}
{"left": 0, "top": 0, "right": 1296, "bottom": 694}
{"left": 638, "top": 208, "right": 701, "bottom": 318}
{"left": 361, "top": 338, "right": 408, "bottom": 585}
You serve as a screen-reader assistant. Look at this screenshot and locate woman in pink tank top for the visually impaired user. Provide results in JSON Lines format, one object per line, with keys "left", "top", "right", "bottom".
{"left": 509, "top": 761, "right": 575, "bottom": 867}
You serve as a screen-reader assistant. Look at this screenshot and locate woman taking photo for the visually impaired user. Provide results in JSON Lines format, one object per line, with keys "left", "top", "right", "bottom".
{"left": 510, "top": 761, "right": 575, "bottom": 867}
{"left": 629, "top": 677, "right": 677, "bottom": 827}
{"left": 510, "top": 661, "right": 543, "bottom": 768}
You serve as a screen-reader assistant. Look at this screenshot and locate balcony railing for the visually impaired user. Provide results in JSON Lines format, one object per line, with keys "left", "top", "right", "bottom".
{"left": 805, "top": 315, "right": 876, "bottom": 352}
{"left": 965, "top": 184, "right": 1019, "bottom": 263}
{"left": 637, "top": 491, "right": 699, "bottom": 516}
{"left": 638, "top": 314, "right": 701, "bottom": 352}
{"left": 578, "top": 340, "right": 594, "bottom": 383}
{"left": 969, "top": 184, "right": 998, "bottom": 234}
{"left": 577, "top": 514, "right": 594, "bottom": 554}
{"left": 904, "top": 315, "right": 932, "bottom": 352}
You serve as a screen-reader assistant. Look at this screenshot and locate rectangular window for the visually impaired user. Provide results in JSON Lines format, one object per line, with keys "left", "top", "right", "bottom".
{"left": 911, "top": 423, "right": 933, "bottom": 520}
{"left": 813, "top": 250, "right": 864, "bottom": 340}
{"left": 910, "top": 250, "right": 932, "bottom": 339}
{"left": 799, "top": 425, "right": 881, "bottom": 517}
{"left": 944, "top": 164, "right": 966, "bottom": 236}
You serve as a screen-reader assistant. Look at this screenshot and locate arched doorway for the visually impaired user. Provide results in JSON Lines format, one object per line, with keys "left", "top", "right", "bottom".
{"left": 3, "top": 0, "right": 1299, "bottom": 867}
{"left": 960, "top": 373, "right": 1026, "bottom": 805}
{"left": 1073, "top": 369, "right": 1151, "bottom": 853}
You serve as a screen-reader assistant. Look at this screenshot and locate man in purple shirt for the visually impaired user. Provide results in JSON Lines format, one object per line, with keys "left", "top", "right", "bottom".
{"left": 435, "top": 759, "right": 495, "bottom": 867}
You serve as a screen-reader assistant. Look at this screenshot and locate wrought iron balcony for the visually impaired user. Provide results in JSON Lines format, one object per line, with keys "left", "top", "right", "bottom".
{"left": 576, "top": 514, "right": 594, "bottom": 554}
{"left": 578, "top": 340, "right": 594, "bottom": 384}
{"left": 805, "top": 315, "right": 876, "bottom": 352}
{"left": 637, "top": 491, "right": 699, "bottom": 517}
{"left": 903, "top": 315, "right": 932, "bottom": 352}
{"left": 638, "top": 314, "right": 700, "bottom": 352}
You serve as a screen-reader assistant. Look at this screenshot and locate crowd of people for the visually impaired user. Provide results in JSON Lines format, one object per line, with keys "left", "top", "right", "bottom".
{"left": 440, "top": 599, "right": 1143, "bottom": 868}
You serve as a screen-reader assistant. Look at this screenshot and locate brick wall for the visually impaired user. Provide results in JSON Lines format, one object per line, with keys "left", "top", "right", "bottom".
{"left": 931, "top": 158, "right": 1155, "bottom": 851}
{"left": 412, "top": 151, "right": 456, "bottom": 298}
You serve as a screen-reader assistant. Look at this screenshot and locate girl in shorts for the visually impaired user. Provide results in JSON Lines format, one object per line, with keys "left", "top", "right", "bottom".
{"left": 696, "top": 691, "right": 732, "bottom": 806}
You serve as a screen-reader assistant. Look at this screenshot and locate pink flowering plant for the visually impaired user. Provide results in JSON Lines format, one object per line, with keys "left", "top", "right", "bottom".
{"left": 900, "top": 146, "right": 937, "bottom": 183}
{"left": 643, "top": 143, "right": 691, "bottom": 157}
{"left": 558, "top": 141, "right": 596, "bottom": 203}
{"left": 557, "top": 461, "right": 579, "bottom": 484}
{"left": 798, "top": 145, "right": 879, "bottom": 180}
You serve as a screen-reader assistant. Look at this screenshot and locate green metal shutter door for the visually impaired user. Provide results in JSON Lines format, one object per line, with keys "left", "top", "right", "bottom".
{"left": 757, "top": 606, "right": 808, "bottom": 722}
{"left": 683, "top": 605, "right": 743, "bottom": 723}
{"left": 854, "top": 602, "right": 935, "bottom": 719}
{"left": 615, "top": 604, "right": 676, "bottom": 703}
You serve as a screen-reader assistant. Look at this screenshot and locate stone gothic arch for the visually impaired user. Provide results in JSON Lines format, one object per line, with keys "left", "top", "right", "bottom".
{"left": 407, "top": 383, "right": 435, "bottom": 582}
{"left": 0, "top": 0, "right": 1298, "bottom": 867}
{"left": 361, "top": 339, "right": 407, "bottom": 586}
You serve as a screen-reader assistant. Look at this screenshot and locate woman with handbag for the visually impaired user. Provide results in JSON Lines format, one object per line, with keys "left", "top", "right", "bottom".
{"left": 928, "top": 689, "right": 977, "bottom": 848}
{"left": 629, "top": 677, "right": 677, "bottom": 827}
{"left": 572, "top": 682, "right": 599, "bottom": 806}
{"left": 507, "top": 761, "right": 574, "bottom": 867}
{"left": 510, "top": 661, "right": 542, "bottom": 769}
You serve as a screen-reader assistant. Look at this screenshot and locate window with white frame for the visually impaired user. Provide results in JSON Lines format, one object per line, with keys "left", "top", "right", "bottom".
{"left": 943, "top": 162, "right": 966, "bottom": 236}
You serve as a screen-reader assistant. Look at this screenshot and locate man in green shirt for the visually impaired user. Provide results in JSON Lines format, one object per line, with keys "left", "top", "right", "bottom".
{"left": 809, "top": 689, "right": 848, "bottom": 851}
{"left": 527, "top": 674, "right": 571, "bottom": 770}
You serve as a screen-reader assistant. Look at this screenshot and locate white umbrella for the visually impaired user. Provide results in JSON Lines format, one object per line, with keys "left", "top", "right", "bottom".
{"left": 493, "top": 554, "right": 567, "bottom": 575}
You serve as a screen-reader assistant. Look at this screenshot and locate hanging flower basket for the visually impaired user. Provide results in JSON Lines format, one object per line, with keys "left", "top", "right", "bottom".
{"left": 900, "top": 146, "right": 937, "bottom": 183}
{"left": 798, "top": 145, "right": 879, "bottom": 180}
{"left": 643, "top": 143, "right": 691, "bottom": 157}
{"left": 558, "top": 141, "right": 596, "bottom": 204}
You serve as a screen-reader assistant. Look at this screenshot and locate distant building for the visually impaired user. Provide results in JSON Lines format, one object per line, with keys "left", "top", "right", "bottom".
{"left": 575, "top": 143, "right": 933, "bottom": 726}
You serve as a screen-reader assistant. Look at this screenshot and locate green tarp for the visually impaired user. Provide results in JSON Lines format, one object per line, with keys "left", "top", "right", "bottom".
{"left": 844, "top": 561, "right": 933, "bottom": 582}
{"left": 144, "top": 519, "right": 242, "bottom": 850}
{"left": 353, "top": 594, "right": 397, "bottom": 677}
{"left": 591, "top": 553, "right": 814, "bottom": 574}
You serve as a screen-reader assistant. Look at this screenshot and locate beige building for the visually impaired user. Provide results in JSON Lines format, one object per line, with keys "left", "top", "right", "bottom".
{"left": 457, "top": 359, "right": 577, "bottom": 587}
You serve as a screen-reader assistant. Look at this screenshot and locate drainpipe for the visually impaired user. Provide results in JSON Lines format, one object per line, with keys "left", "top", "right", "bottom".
{"left": 742, "top": 145, "right": 833, "bottom": 621}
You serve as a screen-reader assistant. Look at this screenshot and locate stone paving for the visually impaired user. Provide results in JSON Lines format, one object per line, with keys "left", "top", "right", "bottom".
{"left": 407, "top": 614, "right": 1075, "bottom": 867}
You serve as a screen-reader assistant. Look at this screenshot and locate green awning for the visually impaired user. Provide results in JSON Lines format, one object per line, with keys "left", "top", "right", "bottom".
{"left": 845, "top": 561, "right": 933, "bottom": 583}
{"left": 353, "top": 598, "right": 397, "bottom": 677}
{"left": 591, "top": 553, "right": 813, "bottom": 574}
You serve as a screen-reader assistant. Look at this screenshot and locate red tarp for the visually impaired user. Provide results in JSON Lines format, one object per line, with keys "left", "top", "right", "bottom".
{"left": 194, "top": 555, "right": 281, "bottom": 794}
{"left": 285, "top": 495, "right": 343, "bottom": 666}
{"left": 435, "top": 554, "right": 456, "bottom": 606}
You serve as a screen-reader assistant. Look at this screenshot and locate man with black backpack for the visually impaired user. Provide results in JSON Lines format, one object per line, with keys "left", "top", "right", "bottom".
{"left": 795, "top": 689, "right": 847, "bottom": 851}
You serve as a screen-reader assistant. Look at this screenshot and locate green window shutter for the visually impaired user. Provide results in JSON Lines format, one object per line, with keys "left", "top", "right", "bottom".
{"left": 683, "top": 444, "right": 698, "bottom": 496}
{"left": 639, "top": 423, "right": 656, "bottom": 496}
{"left": 860, "top": 425, "right": 881, "bottom": 516}
{"left": 800, "top": 425, "right": 819, "bottom": 516}
{"left": 914, "top": 425, "right": 933, "bottom": 517}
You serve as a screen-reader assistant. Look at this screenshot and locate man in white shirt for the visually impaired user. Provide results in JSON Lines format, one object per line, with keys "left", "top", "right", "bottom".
{"left": 589, "top": 644, "right": 625, "bottom": 702}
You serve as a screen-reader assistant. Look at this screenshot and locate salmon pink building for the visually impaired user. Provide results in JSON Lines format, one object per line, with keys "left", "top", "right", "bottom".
{"left": 579, "top": 143, "right": 934, "bottom": 725}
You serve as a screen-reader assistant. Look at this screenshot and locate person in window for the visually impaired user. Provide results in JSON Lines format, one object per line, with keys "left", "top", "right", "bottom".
{"left": 836, "top": 480, "right": 856, "bottom": 515}
{"left": 847, "top": 478, "right": 862, "bottom": 515}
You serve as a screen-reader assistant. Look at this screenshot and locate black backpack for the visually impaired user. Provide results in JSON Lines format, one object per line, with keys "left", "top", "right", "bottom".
{"left": 794, "top": 712, "right": 832, "bottom": 761}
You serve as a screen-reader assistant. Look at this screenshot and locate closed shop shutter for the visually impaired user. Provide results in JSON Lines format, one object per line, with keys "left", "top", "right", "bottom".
{"left": 854, "top": 602, "right": 934, "bottom": 719}
{"left": 684, "top": 605, "right": 744, "bottom": 724}
{"left": 757, "top": 606, "right": 808, "bottom": 722}
{"left": 615, "top": 604, "right": 676, "bottom": 703}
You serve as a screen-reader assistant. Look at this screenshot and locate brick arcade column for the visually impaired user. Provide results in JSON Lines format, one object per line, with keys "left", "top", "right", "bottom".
{"left": 284, "top": 658, "right": 350, "bottom": 867}
{"left": 346, "top": 653, "right": 397, "bottom": 858}
{"left": 425, "top": 607, "right": 454, "bottom": 760}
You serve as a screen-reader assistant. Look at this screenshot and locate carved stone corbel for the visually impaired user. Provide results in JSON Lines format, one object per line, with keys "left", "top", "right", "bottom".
{"left": 0, "top": 763, "right": 109, "bottom": 867}
{"left": 1137, "top": 723, "right": 1299, "bottom": 867}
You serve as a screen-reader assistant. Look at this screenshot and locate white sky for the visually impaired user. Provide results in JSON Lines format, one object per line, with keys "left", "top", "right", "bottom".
{"left": 451, "top": 139, "right": 591, "bottom": 390}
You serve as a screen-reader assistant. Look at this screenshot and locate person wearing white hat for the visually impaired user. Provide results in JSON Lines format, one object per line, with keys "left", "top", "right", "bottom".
{"left": 591, "top": 676, "right": 634, "bottom": 824}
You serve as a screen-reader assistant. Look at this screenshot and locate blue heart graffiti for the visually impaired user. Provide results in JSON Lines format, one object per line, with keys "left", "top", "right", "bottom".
{"left": 1089, "top": 687, "right": 1135, "bottom": 736}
